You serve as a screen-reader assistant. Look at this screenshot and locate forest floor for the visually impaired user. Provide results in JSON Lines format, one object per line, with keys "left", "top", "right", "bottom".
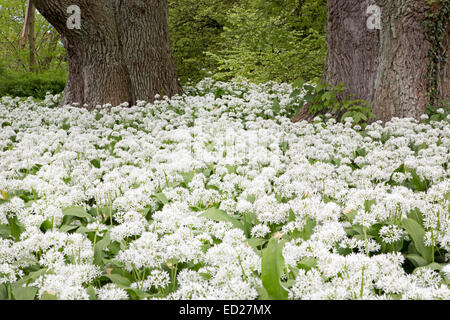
{"left": 0, "top": 79, "right": 449, "bottom": 300}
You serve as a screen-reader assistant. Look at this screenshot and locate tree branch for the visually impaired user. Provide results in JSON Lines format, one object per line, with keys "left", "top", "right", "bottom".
{"left": 20, "top": 0, "right": 34, "bottom": 49}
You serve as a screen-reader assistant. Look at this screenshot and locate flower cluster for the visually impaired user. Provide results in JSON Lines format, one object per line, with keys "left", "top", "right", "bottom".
{"left": 0, "top": 79, "right": 448, "bottom": 300}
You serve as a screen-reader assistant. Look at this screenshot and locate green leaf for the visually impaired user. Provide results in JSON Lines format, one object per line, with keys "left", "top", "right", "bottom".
{"left": 408, "top": 208, "right": 424, "bottom": 227}
{"left": 180, "top": 171, "right": 194, "bottom": 185}
{"left": 87, "top": 286, "right": 97, "bottom": 300}
{"left": 225, "top": 164, "right": 238, "bottom": 174}
{"left": 95, "top": 112, "right": 103, "bottom": 121}
{"left": 7, "top": 216, "right": 25, "bottom": 241}
{"left": 406, "top": 254, "right": 428, "bottom": 268}
{"left": 292, "top": 79, "right": 305, "bottom": 89}
{"left": 256, "top": 285, "right": 270, "bottom": 300}
{"left": 0, "top": 284, "right": 7, "bottom": 300}
{"left": 407, "top": 168, "right": 427, "bottom": 191}
{"left": 300, "top": 217, "right": 316, "bottom": 241}
{"left": 41, "top": 292, "right": 58, "bottom": 300}
{"left": 62, "top": 206, "right": 93, "bottom": 222}
{"left": 304, "top": 93, "right": 314, "bottom": 103}
{"left": 199, "top": 272, "right": 212, "bottom": 280}
{"left": 94, "top": 231, "right": 111, "bottom": 266}
{"left": 246, "top": 194, "right": 256, "bottom": 204}
{"left": 90, "top": 159, "right": 101, "bottom": 169}
{"left": 393, "top": 164, "right": 405, "bottom": 174}
{"left": 153, "top": 192, "right": 169, "bottom": 205}
{"left": 125, "top": 288, "right": 151, "bottom": 299}
{"left": 364, "top": 199, "right": 376, "bottom": 212}
{"left": 444, "top": 191, "right": 450, "bottom": 202}
{"left": 272, "top": 99, "right": 281, "bottom": 113}
{"left": 59, "top": 225, "right": 78, "bottom": 233}
{"left": 0, "top": 224, "right": 11, "bottom": 238}
{"left": 297, "top": 257, "right": 317, "bottom": 271}
{"left": 12, "top": 285, "right": 37, "bottom": 300}
{"left": 75, "top": 226, "right": 92, "bottom": 234}
{"left": 246, "top": 238, "right": 267, "bottom": 255}
{"left": 23, "top": 268, "right": 48, "bottom": 284}
{"left": 104, "top": 274, "right": 132, "bottom": 288}
{"left": 39, "top": 220, "right": 53, "bottom": 232}
{"left": 289, "top": 88, "right": 302, "bottom": 98}
{"left": 261, "top": 238, "right": 289, "bottom": 300}
{"left": 423, "top": 262, "right": 444, "bottom": 271}
{"left": 199, "top": 207, "right": 244, "bottom": 230}
{"left": 402, "top": 218, "right": 433, "bottom": 263}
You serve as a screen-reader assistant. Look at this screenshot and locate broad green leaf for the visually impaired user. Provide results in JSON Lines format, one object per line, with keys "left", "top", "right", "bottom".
{"left": 125, "top": 288, "right": 151, "bottom": 299}
{"left": 300, "top": 217, "right": 316, "bottom": 241}
{"left": 59, "top": 225, "right": 78, "bottom": 233}
{"left": 87, "top": 286, "right": 97, "bottom": 300}
{"left": 392, "top": 164, "right": 405, "bottom": 175}
{"left": 261, "top": 238, "right": 289, "bottom": 300}
{"left": 94, "top": 231, "right": 111, "bottom": 266}
{"left": 7, "top": 216, "right": 25, "bottom": 241}
{"left": 12, "top": 285, "right": 37, "bottom": 300}
{"left": 364, "top": 199, "right": 376, "bottom": 212}
{"left": 90, "top": 159, "right": 101, "bottom": 169}
{"left": 257, "top": 285, "right": 270, "bottom": 300}
{"left": 75, "top": 226, "right": 92, "bottom": 234}
{"left": 408, "top": 208, "right": 424, "bottom": 227}
{"left": 22, "top": 268, "right": 48, "bottom": 285}
{"left": 288, "top": 209, "right": 296, "bottom": 222}
{"left": 246, "top": 194, "right": 256, "bottom": 204}
{"left": 297, "top": 257, "right": 317, "bottom": 271}
{"left": 1, "top": 190, "right": 9, "bottom": 200}
{"left": 39, "top": 220, "right": 53, "bottom": 232}
{"left": 41, "top": 292, "right": 58, "bottom": 300}
{"left": 167, "top": 181, "right": 180, "bottom": 188}
{"left": 402, "top": 218, "right": 433, "bottom": 263}
{"left": 272, "top": 99, "right": 281, "bottom": 113}
{"left": 289, "top": 88, "right": 302, "bottom": 98}
{"left": 199, "top": 207, "right": 244, "bottom": 230}
{"left": 225, "top": 164, "right": 237, "bottom": 174}
{"left": 406, "top": 254, "right": 428, "bottom": 268}
{"left": 243, "top": 212, "right": 257, "bottom": 238}
{"left": 154, "top": 192, "right": 169, "bottom": 205}
{"left": 62, "top": 206, "right": 93, "bottom": 222}
{"left": 0, "top": 225, "right": 11, "bottom": 238}
{"left": 0, "top": 284, "right": 7, "bottom": 300}
{"left": 199, "top": 272, "right": 212, "bottom": 280}
{"left": 444, "top": 191, "right": 450, "bottom": 201}
{"left": 408, "top": 168, "right": 427, "bottom": 191}
{"left": 423, "top": 262, "right": 444, "bottom": 271}
{"left": 180, "top": 171, "right": 194, "bottom": 185}
{"left": 104, "top": 274, "right": 132, "bottom": 288}
{"left": 246, "top": 238, "right": 267, "bottom": 255}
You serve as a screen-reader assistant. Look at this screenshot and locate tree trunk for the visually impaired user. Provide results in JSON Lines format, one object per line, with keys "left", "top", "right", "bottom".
{"left": 371, "top": 0, "right": 431, "bottom": 121}
{"left": 28, "top": 1, "right": 36, "bottom": 73}
{"left": 34, "top": 0, "right": 182, "bottom": 108}
{"left": 324, "top": 0, "right": 380, "bottom": 111}
{"left": 295, "top": 0, "right": 449, "bottom": 123}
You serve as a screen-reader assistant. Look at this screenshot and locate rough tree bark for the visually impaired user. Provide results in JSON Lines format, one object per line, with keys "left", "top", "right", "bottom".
{"left": 371, "top": 0, "right": 431, "bottom": 121}
{"left": 33, "top": 0, "right": 182, "bottom": 108}
{"left": 294, "top": 0, "right": 449, "bottom": 123}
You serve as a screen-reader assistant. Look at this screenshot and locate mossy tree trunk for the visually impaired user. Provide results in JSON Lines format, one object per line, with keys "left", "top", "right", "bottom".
{"left": 34, "top": 0, "right": 182, "bottom": 108}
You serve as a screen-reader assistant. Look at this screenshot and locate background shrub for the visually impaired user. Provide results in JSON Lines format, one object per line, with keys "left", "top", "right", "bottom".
{"left": 0, "top": 71, "right": 67, "bottom": 99}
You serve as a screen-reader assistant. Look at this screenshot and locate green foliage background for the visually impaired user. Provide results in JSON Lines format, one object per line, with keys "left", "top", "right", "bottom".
{"left": 0, "top": 0, "right": 327, "bottom": 97}
{"left": 169, "top": 0, "right": 327, "bottom": 84}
